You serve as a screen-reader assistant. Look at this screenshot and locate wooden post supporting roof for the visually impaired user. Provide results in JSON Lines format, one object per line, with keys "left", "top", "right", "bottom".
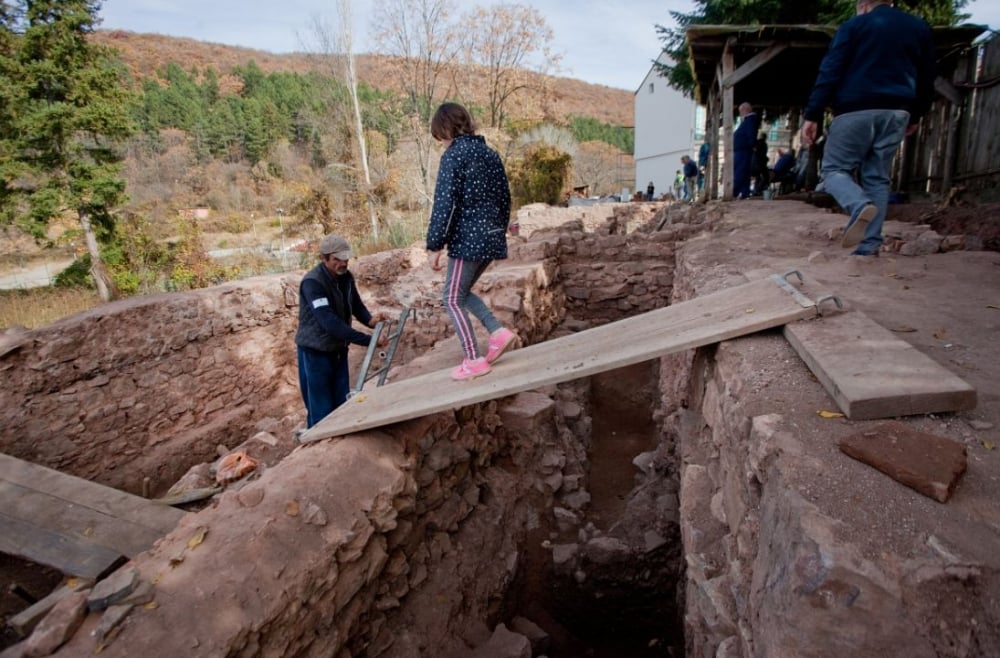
{"left": 706, "top": 91, "right": 719, "bottom": 201}
{"left": 721, "top": 39, "right": 735, "bottom": 200}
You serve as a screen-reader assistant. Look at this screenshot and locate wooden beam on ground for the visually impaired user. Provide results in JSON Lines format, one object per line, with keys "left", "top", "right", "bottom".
{"left": 783, "top": 310, "right": 977, "bottom": 419}
{"left": 0, "top": 453, "right": 187, "bottom": 579}
{"left": 0, "top": 510, "right": 124, "bottom": 580}
{"left": 0, "top": 454, "right": 185, "bottom": 533}
{"left": 303, "top": 273, "right": 823, "bottom": 442}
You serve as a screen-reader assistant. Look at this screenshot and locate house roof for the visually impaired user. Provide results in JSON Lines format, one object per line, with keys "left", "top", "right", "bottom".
{"left": 685, "top": 24, "right": 988, "bottom": 114}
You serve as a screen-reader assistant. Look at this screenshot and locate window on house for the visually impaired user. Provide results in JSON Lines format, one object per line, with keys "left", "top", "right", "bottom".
{"left": 649, "top": 83, "right": 654, "bottom": 93}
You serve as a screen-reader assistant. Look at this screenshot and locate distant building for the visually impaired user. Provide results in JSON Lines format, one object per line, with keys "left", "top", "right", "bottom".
{"left": 634, "top": 52, "right": 698, "bottom": 199}
{"left": 178, "top": 207, "right": 210, "bottom": 220}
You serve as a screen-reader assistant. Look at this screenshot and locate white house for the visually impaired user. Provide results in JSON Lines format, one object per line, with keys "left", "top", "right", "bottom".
{"left": 634, "top": 52, "right": 698, "bottom": 199}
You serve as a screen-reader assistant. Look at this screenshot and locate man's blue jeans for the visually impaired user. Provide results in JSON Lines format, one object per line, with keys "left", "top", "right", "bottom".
{"left": 820, "top": 109, "right": 909, "bottom": 255}
{"left": 298, "top": 346, "right": 350, "bottom": 428}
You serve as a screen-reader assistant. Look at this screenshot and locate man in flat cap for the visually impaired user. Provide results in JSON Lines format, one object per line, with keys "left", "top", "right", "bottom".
{"left": 295, "top": 234, "right": 386, "bottom": 427}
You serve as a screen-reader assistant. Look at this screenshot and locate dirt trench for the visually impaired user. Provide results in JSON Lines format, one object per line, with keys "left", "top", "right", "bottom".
{"left": 504, "top": 361, "right": 685, "bottom": 657}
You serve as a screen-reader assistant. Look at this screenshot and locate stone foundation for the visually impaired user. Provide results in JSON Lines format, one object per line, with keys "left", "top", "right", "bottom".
{"left": 662, "top": 235, "right": 1000, "bottom": 657}
{"left": 8, "top": 200, "right": 995, "bottom": 657}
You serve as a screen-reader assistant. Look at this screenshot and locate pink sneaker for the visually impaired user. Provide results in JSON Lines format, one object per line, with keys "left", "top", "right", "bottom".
{"left": 486, "top": 328, "right": 518, "bottom": 364}
{"left": 451, "top": 357, "right": 491, "bottom": 381}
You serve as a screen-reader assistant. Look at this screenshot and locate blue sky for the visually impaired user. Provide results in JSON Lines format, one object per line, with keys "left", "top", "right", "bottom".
{"left": 97, "top": 0, "right": 999, "bottom": 92}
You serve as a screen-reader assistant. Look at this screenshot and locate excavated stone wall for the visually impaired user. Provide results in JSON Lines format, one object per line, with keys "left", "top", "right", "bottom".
{"left": 4, "top": 204, "right": 699, "bottom": 656}
{"left": 0, "top": 279, "right": 303, "bottom": 494}
{"left": 660, "top": 240, "right": 1000, "bottom": 657}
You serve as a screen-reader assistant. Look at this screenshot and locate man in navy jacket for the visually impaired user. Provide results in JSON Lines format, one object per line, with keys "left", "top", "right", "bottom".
{"left": 801, "top": 0, "right": 935, "bottom": 256}
{"left": 733, "top": 103, "right": 759, "bottom": 199}
{"left": 295, "top": 235, "right": 386, "bottom": 427}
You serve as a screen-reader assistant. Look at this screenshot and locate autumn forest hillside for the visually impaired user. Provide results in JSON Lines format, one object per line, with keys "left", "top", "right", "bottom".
{"left": 3, "top": 24, "right": 636, "bottom": 306}
{"left": 93, "top": 31, "right": 635, "bottom": 127}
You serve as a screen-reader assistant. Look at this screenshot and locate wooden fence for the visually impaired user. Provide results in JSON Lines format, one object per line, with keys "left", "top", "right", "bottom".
{"left": 901, "top": 31, "right": 1000, "bottom": 197}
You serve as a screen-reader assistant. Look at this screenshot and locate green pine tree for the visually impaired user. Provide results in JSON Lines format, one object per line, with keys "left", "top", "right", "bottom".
{"left": 0, "top": 0, "right": 137, "bottom": 301}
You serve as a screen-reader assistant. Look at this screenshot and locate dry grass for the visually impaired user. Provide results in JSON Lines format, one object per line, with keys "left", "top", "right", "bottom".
{"left": 0, "top": 287, "right": 101, "bottom": 330}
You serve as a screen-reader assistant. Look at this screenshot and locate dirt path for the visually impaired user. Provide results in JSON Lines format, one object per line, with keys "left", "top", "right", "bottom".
{"left": 0, "top": 260, "right": 73, "bottom": 290}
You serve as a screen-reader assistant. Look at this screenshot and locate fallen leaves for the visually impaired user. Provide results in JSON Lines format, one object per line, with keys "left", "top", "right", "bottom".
{"left": 817, "top": 409, "right": 845, "bottom": 419}
{"left": 187, "top": 526, "right": 208, "bottom": 550}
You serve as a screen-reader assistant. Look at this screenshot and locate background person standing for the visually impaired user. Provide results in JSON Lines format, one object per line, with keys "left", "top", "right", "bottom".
{"left": 295, "top": 234, "right": 386, "bottom": 427}
{"left": 800, "top": 0, "right": 935, "bottom": 257}
{"left": 682, "top": 155, "right": 699, "bottom": 202}
{"left": 733, "top": 102, "right": 759, "bottom": 199}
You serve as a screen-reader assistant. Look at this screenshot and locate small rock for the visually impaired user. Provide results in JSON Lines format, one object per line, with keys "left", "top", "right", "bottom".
{"left": 469, "top": 623, "right": 531, "bottom": 658}
{"left": 644, "top": 530, "right": 667, "bottom": 553}
{"left": 87, "top": 567, "right": 139, "bottom": 612}
{"left": 838, "top": 421, "right": 966, "bottom": 503}
{"left": 236, "top": 484, "right": 265, "bottom": 508}
{"left": 510, "top": 616, "right": 551, "bottom": 655}
{"left": 551, "top": 543, "right": 577, "bottom": 567}
{"left": 92, "top": 603, "right": 133, "bottom": 641}
{"left": 121, "top": 579, "right": 155, "bottom": 606}
{"left": 301, "top": 499, "right": 328, "bottom": 526}
{"left": 543, "top": 472, "right": 564, "bottom": 493}
{"left": 552, "top": 507, "right": 578, "bottom": 533}
{"left": 899, "top": 230, "right": 942, "bottom": 256}
{"left": 584, "top": 536, "right": 630, "bottom": 564}
{"left": 968, "top": 420, "right": 994, "bottom": 431}
{"left": 249, "top": 430, "right": 278, "bottom": 446}
{"left": 562, "top": 489, "right": 590, "bottom": 512}
{"left": 558, "top": 401, "right": 582, "bottom": 419}
{"left": 632, "top": 450, "right": 657, "bottom": 476}
{"left": 24, "top": 591, "right": 88, "bottom": 657}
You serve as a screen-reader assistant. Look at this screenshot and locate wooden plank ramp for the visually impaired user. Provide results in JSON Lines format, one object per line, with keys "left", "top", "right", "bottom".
{"left": 303, "top": 272, "right": 823, "bottom": 442}
{"left": 784, "top": 310, "right": 977, "bottom": 419}
{"left": 0, "top": 453, "right": 188, "bottom": 580}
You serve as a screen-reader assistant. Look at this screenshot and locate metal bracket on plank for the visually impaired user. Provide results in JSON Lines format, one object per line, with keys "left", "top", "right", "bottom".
{"left": 770, "top": 269, "right": 843, "bottom": 315}
{"left": 769, "top": 270, "right": 815, "bottom": 309}
{"left": 816, "top": 294, "right": 844, "bottom": 316}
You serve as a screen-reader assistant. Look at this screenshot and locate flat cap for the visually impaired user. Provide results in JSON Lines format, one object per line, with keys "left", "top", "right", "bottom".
{"left": 318, "top": 234, "right": 353, "bottom": 259}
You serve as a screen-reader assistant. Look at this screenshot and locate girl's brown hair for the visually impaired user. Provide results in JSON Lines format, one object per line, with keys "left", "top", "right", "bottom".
{"left": 431, "top": 102, "right": 477, "bottom": 141}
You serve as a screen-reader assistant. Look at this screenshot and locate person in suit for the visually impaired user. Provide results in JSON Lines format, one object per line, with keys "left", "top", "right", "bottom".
{"left": 733, "top": 102, "right": 759, "bottom": 199}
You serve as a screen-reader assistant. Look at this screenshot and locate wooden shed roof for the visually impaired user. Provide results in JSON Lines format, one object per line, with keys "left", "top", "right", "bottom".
{"left": 686, "top": 24, "right": 989, "bottom": 113}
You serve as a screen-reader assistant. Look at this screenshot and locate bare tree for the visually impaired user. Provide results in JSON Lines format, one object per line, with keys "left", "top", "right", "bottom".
{"left": 572, "top": 141, "right": 622, "bottom": 197}
{"left": 370, "top": 0, "right": 459, "bottom": 204}
{"left": 337, "top": 0, "right": 379, "bottom": 238}
{"left": 305, "top": 7, "right": 380, "bottom": 239}
{"left": 460, "top": 3, "right": 560, "bottom": 128}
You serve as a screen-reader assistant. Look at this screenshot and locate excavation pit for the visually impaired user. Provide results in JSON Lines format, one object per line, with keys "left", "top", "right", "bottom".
{"left": 3, "top": 200, "right": 999, "bottom": 656}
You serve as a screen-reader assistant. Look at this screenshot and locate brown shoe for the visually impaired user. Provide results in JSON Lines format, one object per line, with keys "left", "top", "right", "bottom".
{"left": 841, "top": 204, "right": 877, "bottom": 248}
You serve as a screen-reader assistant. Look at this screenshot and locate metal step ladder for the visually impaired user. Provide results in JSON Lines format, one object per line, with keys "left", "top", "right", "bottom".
{"left": 350, "top": 306, "right": 416, "bottom": 398}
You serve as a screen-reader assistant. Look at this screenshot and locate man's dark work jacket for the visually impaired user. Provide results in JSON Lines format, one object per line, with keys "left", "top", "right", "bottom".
{"left": 295, "top": 263, "right": 372, "bottom": 353}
